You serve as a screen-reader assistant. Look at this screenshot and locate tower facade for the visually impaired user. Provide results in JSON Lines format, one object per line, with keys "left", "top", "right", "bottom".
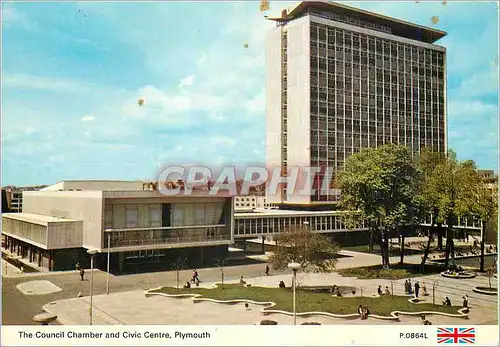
{"left": 266, "top": 1, "right": 447, "bottom": 205}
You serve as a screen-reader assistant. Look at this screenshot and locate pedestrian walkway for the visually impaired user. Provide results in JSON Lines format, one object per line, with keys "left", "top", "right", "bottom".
{"left": 43, "top": 271, "right": 497, "bottom": 326}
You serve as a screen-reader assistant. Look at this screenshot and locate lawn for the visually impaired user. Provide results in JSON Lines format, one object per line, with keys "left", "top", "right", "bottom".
{"left": 337, "top": 263, "right": 445, "bottom": 280}
{"left": 344, "top": 245, "right": 423, "bottom": 256}
{"left": 150, "top": 284, "right": 461, "bottom": 316}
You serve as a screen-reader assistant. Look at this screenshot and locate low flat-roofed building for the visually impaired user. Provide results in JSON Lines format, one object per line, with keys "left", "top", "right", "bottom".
{"left": 2, "top": 180, "right": 234, "bottom": 273}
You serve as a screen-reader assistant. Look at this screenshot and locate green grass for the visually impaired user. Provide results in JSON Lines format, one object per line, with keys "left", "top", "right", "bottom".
{"left": 151, "top": 284, "right": 460, "bottom": 316}
{"left": 344, "top": 245, "right": 422, "bottom": 256}
{"left": 337, "top": 263, "right": 445, "bottom": 280}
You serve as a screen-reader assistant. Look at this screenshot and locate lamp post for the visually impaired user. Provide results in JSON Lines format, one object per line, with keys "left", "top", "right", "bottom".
{"left": 287, "top": 262, "right": 301, "bottom": 325}
{"left": 87, "top": 249, "right": 98, "bottom": 325}
{"left": 105, "top": 229, "right": 112, "bottom": 295}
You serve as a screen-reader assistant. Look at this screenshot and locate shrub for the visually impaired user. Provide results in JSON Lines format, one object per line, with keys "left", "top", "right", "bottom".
{"left": 260, "top": 320, "right": 278, "bottom": 325}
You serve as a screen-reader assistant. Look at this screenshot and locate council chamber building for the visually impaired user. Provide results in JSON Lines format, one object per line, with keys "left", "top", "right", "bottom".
{"left": 266, "top": 1, "right": 447, "bottom": 205}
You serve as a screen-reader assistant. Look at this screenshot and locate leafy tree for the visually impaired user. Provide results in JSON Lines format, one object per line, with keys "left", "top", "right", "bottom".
{"left": 269, "top": 226, "right": 339, "bottom": 273}
{"left": 417, "top": 149, "right": 447, "bottom": 270}
{"left": 429, "top": 154, "right": 482, "bottom": 268}
{"left": 473, "top": 182, "right": 498, "bottom": 272}
{"left": 337, "top": 144, "right": 421, "bottom": 269}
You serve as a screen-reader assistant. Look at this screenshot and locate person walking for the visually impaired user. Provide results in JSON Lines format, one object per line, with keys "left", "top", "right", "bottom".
{"left": 414, "top": 281, "right": 420, "bottom": 298}
{"left": 462, "top": 295, "right": 469, "bottom": 309}
{"left": 265, "top": 264, "right": 270, "bottom": 276}
{"left": 80, "top": 268, "right": 85, "bottom": 281}
{"left": 421, "top": 281, "right": 428, "bottom": 296}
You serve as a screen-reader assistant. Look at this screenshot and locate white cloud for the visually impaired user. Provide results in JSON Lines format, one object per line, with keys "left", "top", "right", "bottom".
{"left": 208, "top": 111, "right": 227, "bottom": 123}
{"left": 3, "top": 73, "right": 94, "bottom": 94}
{"left": 244, "top": 90, "right": 265, "bottom": 114}
{"left": 24, "top": 127, "right": 35, "bottom": 135}
{"left": 80, "top": 114, "right": 96, "bottom": 122}
{"left": 178, "top": 75, "right": 196, "bottom": 88}
{"left": 211, "top": 136, "right": 237, "bottom": 147}
{"left": 2, "top": 7, "right": 30, "bottom": 28}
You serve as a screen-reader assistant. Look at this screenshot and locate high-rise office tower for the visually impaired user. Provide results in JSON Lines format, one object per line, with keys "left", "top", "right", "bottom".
{"left": 266, "top": 1, "right": 447, "bottom": 205}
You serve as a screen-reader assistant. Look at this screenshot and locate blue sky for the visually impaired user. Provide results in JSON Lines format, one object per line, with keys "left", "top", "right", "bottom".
{"left": 1, "top": 1, "right": 498, "bottom": 186}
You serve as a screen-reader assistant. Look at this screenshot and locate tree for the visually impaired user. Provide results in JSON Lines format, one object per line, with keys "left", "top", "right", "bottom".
{"left": 268, "top": 226, "right": 339, "bottom": 273}
{"left": 216, "top": 258, "right": 229, "bottom": 289}
{"left": 337, "top": 144, "right": 422, "bottom": 269}
{"left": 172, "top": 257, "right": 187, "bottom": 290}
{"left": 428, "top": 154, "right": 482, "bottom": 268}
{"left": 474, "top": 182, "right": 498, "bottom": 272}
{"left": 417, "top": 149, "right": 447, "bottom": 271}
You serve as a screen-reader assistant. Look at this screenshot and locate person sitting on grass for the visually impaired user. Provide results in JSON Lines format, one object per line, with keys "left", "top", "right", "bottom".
{"left": 443, "top": 297, "right": 452, "bottom": 306}
{"left": 357, "top": 305, "right": 363, "bottom": 318}
{"left": 385, "top": 286, "right": 391, "bottom": 295}
{"left": 183, "top": 281, "right": 191, "bottom": 289}
{"left": 240, "top": 276, "right": 247, "bottom": 286}
{"left": 279, "top": 280, "right": 286, "bottom": 288}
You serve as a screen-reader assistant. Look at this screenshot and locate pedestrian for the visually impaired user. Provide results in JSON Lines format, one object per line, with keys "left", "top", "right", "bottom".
{"left": 408, "top": 279, "right": 413, "bottom": 294}
{"left": 421, "top": 281, "right": 428, "bottom": 296}
{"left": 414, "top": 281, "right": 420, "bottom": 298}
{"left": 462, "top": 295, "right": 468, "bottom": 309}
{"left": 265, "top": 264, "right": 270, "bottom": 276}
{"left": 193, "top": 269, "right": 200, "bottom": 284}
{"left": 404, "top": 280, "right": 409, "bottom": 294}
{"left": 377, "top": 285, "right": 382, "bottom": 296}
{"left": 20, "top": 265, "right": 24, "bottom": 274}
{"left": 357, "top": 304, "right": 363, "bottom": 319}
{"left": 76, "top": 262, "right": 80, "bottom": 270}
{"left": 385, "top": 286, "right": 390, "bottom": 295}
{"left": 80, "top": 268, "right": 85, "bottom": 281}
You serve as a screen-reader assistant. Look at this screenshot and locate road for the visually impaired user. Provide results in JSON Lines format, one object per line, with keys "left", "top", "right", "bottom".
{"left": 2, "top": 261, "right": 282, "bottom": 325}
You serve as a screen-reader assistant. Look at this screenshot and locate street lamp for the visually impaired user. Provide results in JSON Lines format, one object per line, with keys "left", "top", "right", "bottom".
{"left": 105, "top": 229, "right": 112, "bottom": 295}
{"left": 287, "top": 262, "right": 301, "bottom": 325}
{"left": 87, "top": 249, "right": 99, "bottom": 325}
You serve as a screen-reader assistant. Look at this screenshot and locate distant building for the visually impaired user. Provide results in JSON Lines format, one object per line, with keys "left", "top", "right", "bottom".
{"left": 234, "top": 196, "right": 273, "bottom": 211}
{"left": 2, "top": 185, "right": 47, "bottom": 213}
{"left": 478, "top": 169, "right": 498, "bottom": 189}
{"left": 2, "top": 180, "right": 233, "bottom": 272}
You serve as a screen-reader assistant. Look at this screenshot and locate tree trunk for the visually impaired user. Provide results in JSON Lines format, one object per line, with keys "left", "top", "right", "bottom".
{"left": 379, "top": 231, "right": 387, "bottom": 268}
{"left": 421, "top": 228, "right": 433, "bottom": 273}
{"left": 444, "top": 214, "right": 454, "bottom": 269}
{"left": 380, "top": 229, "right": 390, "bottom": 269}
{"left": 385, "top": 230, "right": 391, "bottom": 268}
{"left": 368, "top": 228, "right": 374, "bottom": 253}
{"left": 480, "top": 222, "right": 486, "bottom": 272}
{"left": 438, "top": 234, "right": 443, "bottom": 251}
{"left": 399, "top": 228, "right": 405, "bottom": 265}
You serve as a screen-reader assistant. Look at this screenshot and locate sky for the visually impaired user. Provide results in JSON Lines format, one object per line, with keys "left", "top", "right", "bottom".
{"left": 1, "top": 0, "right": 498, "bottom": 186}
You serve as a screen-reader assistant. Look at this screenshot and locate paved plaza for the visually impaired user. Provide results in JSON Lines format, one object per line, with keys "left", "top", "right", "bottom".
{"left": 3, "top": 248, "right": 497, "bottom": 326}
{"left": 42, "top": 271, "right": 497, "bottom": 326}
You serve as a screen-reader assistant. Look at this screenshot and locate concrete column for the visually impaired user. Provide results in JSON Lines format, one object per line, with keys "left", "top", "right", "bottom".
{"left": 38, "top": 250, "right": 42, "bottom": 267}
{"left": 48, "top": 251, "right": 53, "bottom": 271}
{"left": 261, "top": 236, "right": 265, "bottom": 254}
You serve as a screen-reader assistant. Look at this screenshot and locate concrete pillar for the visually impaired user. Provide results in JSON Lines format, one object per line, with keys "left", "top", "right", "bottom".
{"left": 261, "top": 236, "right": 265, "bottom": 254}
{"left": 118, "top": 252, "right": 124, "bottom": 273}
{"left": 48, "top": 251, "right": 53, "bottom": 271}
{"left": 38, "top": 250, "right": 42, "bottom": 267}
{"left": 243, "top": 241, "right": 247, "bottom": 253}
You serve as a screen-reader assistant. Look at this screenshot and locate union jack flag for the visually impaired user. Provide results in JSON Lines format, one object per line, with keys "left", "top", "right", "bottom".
{"left": 437, "top": 327, "right": 476, "bottom": 344}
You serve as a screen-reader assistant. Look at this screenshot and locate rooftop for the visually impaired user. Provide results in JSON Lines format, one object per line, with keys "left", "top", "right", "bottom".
{"left": 2, "top": 213, "right": 80, "bottom": 225}
{"left": 267, "top": 1, "right": 447, "bottom": 44}
{"left": 234, "top": 209, "right": 355, "bottom": 218}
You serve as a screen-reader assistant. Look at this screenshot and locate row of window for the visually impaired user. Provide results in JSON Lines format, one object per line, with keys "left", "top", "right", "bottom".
{"left": 309, "top": 24, "right": 445, "bottom": 62}
{"left": 310, "top": 40, "right": 444, "bottom": 62}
